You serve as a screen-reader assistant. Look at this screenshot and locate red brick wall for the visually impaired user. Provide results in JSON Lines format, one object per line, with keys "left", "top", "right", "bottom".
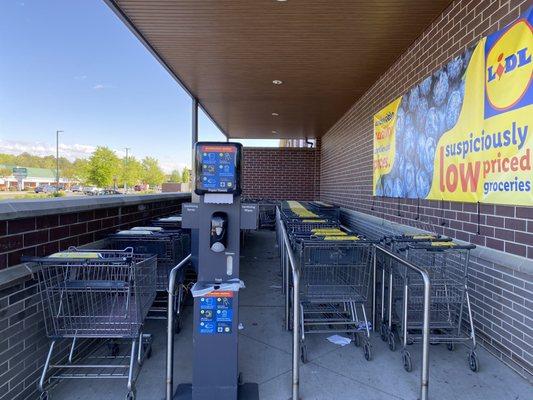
{"left": 320, "top": 0, "right": 533, "bottom": 259}
{"left": 0, "top": 197, "right": 188, "bottom": 270}
{"left": 242, "top": 146, "right": 320, "bottom": 200}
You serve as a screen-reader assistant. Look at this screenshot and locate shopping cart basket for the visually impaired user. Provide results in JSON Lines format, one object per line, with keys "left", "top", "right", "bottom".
{"left": 391, "top": 242, "right": 478, "bottom": 372}
{"left": 294, "top": 236, "right": 376, "bottom": 362}
{"left": 376, "top": 234, "right": 451, "bottom": 347}
{"left": 108, "top": 229, "right": 190, "bottom": 291}
{"left": 33, "top": 249, "right": 156, "bottom": 400}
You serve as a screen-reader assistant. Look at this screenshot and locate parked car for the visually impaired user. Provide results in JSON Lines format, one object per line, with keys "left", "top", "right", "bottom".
{"left": 35, "top": 185, "right": 58, "bottom": 194}
{"left": 71, "top": 185, "right": 83, "bottom": 192}
{"left": 83, "top": 186, "right": 101, "bottom": 195}
{"left": 99, "top": 189, "right": 122, "bottom": 196}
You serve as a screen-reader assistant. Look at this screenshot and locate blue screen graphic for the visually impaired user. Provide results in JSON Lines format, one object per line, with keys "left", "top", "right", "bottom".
{"left": 198, "top": 146, "right": 237, "bottom": 192}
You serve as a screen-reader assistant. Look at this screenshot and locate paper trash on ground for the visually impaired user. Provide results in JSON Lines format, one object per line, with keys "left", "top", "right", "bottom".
{"left": 327, "top": 335, "right": 352, "bottom": 346}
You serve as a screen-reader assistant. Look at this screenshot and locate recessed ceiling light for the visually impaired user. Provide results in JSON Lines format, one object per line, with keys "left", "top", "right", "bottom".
{"left": 272, "top": 130, "right": 278, "bottom": 134}
{"left": 272, "top": 80, "right": 283, "bottom": 85}
{"left": 276, "top": 0, "right": 288, "bottom": 2}
{"left": 271, "top": 112, "right": 279, "bottom": 116}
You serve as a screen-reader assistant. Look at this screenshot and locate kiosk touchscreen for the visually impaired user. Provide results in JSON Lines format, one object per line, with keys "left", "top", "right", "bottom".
{"left": 195, "top": 143, "right": 241, "bottom": 195}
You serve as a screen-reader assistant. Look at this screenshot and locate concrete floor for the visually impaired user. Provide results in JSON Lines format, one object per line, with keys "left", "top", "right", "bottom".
{"left": 50, "top": 230, "right": 531, "bottom": 400}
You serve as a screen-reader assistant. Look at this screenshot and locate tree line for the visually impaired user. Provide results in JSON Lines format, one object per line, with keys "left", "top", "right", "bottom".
{"left": 0, "top": 147, "right": 191, "bottom": 188}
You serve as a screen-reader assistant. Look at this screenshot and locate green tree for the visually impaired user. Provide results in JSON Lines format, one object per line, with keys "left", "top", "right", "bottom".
{"left": 121, "top": 156, "right": 143, "bottom": 187}
{"left": 167, "top": 169, "right": 182, "bottom": 183}
{"left": 141, "top": 157, "right": 165, "bottom": 187}
{"left": 87, "top": 147, "right": 120, "bottom": 187}
{"left": 0, "top": 167, "right": 12, "bottom": 178}
{"left": 181, "top": 167, "right": 191, "bottom": 183}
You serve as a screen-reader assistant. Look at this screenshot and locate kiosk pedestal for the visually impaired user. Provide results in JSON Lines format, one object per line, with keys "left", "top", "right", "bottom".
{"left": 178, "top": 142, "right": 258, "bottom": 400}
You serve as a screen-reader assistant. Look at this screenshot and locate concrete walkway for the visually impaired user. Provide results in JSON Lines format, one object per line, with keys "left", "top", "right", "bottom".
{"left": 50, "top": 230, "right": 531, "bottom": 400}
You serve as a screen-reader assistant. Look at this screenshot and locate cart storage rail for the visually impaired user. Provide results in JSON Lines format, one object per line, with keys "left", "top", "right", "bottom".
{"left": 33, "top": 249, "right": 156, "bottom": 400}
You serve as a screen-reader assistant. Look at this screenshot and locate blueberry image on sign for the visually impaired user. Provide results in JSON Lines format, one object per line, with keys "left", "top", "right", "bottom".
{"left": 395, "top": 106, "right": 406, "bottom": 135}
{"left": 408, "top": 86, "right": 420, "bottom": 113}
{"left": 445, "top": 89, "right": 463, "bottom": 130}
{"left": 404, "top": 162, "right": 416, "bottom": 196}
{"left": 419, "top": 76, "right": 432, "bottom": 97}
{"left": 421, "top": 137, "right": 437, "bottom": 171}
{"left": 415, "top": 169, "right": 431, "bottom": 198}
{"left": 382, "top": 175, "right": 395, "bottom": 197}
{"left": 432, "top": 71, "right": 449, "bottom": 106}
{"left": 393, "top": 152, "right": 405, "bottom": 176}
{"left": 416, "top": 134, "right": 427, "bottom": 167}
{"left": 403, "top": 115, "right": 416, "bottom": 155}
{"left": 416, "top": 96, "right": 429, "bottom": 130}
{"left": 393, "top": 177, "right": 405, "bottom": 198}
{"left": 446, "top": 56, "right": 463, "bottom": 81}
{"left": 425, "top": 107, "right": 442, "bottom": 139}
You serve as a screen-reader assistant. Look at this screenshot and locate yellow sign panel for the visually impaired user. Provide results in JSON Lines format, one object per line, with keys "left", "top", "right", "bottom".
{"left": 373, "top": 11, "right": 532, "bottom": 206}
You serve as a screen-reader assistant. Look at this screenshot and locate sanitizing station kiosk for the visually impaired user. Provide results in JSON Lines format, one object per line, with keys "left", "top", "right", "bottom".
{"left": 178, "top": 142, "right": 258, "bottom": 400}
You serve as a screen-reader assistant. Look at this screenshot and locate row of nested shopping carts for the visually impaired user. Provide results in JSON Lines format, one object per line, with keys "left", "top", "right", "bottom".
{"left": 278, "top": 201, "right": 479, "bottom": 372}
{"left": 27, "top": 214, "right": 189, "bottom": 400}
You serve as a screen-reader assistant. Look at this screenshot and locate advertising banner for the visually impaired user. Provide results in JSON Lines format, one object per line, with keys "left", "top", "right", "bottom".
{"left": 373, "top": 9, "right": 532, "bottom": 206}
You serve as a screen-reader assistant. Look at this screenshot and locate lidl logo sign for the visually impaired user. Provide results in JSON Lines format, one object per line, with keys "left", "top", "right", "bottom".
{"left": 485, "top": 18, "right": 532, "bottom": 116}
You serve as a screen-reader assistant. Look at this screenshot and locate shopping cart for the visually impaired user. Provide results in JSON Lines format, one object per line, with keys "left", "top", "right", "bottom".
{"left": 108, "top": 229, "right": 190, "bottom": 291}
{"left": 392, "top": 242, "right": 479, "bottom": 372}
{"left": 376, "top": 234, "right": 451, "bottom": 348}
{"left": 294, "top": 236, "right": 376, "bottom": 362}
{"left": 33, "top": 248, "right": 156, "bottom": 400}
{"left": 151, "top": 215, "right": 183, "bottom": 229}
{"left": 106, "top": 229, "right": 190, "bottom": 330}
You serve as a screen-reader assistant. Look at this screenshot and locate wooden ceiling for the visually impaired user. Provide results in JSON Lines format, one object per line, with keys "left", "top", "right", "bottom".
{"left": 108, "top": 0, "right": 451, "bottom": 139}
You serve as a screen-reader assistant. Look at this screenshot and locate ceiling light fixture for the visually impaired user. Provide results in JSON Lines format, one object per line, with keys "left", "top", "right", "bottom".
{"left": 272, "top": 130, "right": 278, "bottom": 134}
{"left": 271, "top": 112, "right": 279, "bottom": 116}
{"left": 272, "top": 80, "right": 283, "bottom": 85}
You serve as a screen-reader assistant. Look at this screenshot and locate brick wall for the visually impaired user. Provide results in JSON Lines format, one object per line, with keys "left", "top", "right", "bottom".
{"left": 0, "top": 194, "right": 189, "bottom": 400}
{"left": 0, "top": 196, "right": 188, "bottom": 270}
{"left": 319, "top": 0, "right": 532, "bottom": 381}
{"left": 242, "top": 146, "right": 320, "bottom": 200}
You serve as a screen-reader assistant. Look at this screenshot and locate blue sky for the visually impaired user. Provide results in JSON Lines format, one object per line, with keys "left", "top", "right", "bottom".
{"left": 0, "top": 0, "right": 277, "bottom": 171}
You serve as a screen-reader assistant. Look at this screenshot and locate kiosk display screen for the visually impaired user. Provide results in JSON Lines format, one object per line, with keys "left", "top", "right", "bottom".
{"left": 195, "top": 143, "right": 242, "bottom": 194}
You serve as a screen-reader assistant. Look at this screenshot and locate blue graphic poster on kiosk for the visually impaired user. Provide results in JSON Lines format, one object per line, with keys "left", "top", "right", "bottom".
{"left": 198, "top": 145, "right": 237, "bottom": 192}
{"left": 199, "top": 291, "right": 234, "bottom": 335}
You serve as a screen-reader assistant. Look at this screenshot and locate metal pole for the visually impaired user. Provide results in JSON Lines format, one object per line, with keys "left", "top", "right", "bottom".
{"left": 166, "top": 254, "right": 192, "bottom": 400}
{"left": 56, "top": 130, "right": 63, "bottom": 187}
{"left": 373, "top": 245, "right": 430, "bottom": 400}
{"left": 420, "top": 271, "right": 431, "bottom": 400}
{"left": 278, "top": 212, "right": 300, "bottom": 400}
{"left": 124, "top": 147, "right": 130, "bottom": 192}
{"left": 191, "top": 98, "right": 199, "bottom": 201}
{"left": 372, "top": 246, "right": 376, "bottom": 331}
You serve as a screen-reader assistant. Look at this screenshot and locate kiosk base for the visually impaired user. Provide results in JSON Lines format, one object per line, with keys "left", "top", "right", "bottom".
{"left": 173, "top": 383, "right": 259, "bottom": 400}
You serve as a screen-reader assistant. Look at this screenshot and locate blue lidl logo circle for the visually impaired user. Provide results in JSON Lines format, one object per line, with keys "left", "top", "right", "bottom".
{"left": 486, "top": 19, "right": 532, "bottom": 111}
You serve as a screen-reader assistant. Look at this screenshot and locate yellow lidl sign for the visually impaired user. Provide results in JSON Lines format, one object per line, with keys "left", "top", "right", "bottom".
{"left": 373, "top": 9, "right": 532, "bottom": 206}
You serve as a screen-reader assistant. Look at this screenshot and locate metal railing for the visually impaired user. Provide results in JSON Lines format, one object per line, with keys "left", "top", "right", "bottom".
{"left": 373, "top": 245, "right": 431, "bottom": 400}
{"left": 276, "top": 208, "right": 301, "bottom": 400}
{"left": 165, "top": 254, "right": 192, "bottom": 400}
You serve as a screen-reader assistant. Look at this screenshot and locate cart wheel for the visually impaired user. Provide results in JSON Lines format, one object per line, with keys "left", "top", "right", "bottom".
{"left": 363, "top": 342, "right": 372, "bottom": 361}
{"left": 174, "top": 315, "right": 182, "bottom": 334}
{"left": 388, "top": 332, "right": 396, "bottom": 352}
{"left": 300, "top": 343, "right": 308, "bottom": 364}
{"left": 108, "top": 342, "right": 120, "bottom": 357}
{"left": 39, "top": 391, "right": 49, "bottom": 400}
{"left": 402, "top": 351, "right": 412, "bottom": 372}
{"left": 380, "top": 324, "right": 388, "bottom": 342}
{"left": 126, "top": 390, "right": 136, "bottom": 400}
{"left": 468, "top": 351, "right": 479, "bottom": 372}
{"left": 238, "top": 372, "right": 244, "bottom": 386}
{"left": 447, "top": 343, "right": 455, "bottom": 351}
{"left": 353, "top": 332, "right": 362, "bottom": 347}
